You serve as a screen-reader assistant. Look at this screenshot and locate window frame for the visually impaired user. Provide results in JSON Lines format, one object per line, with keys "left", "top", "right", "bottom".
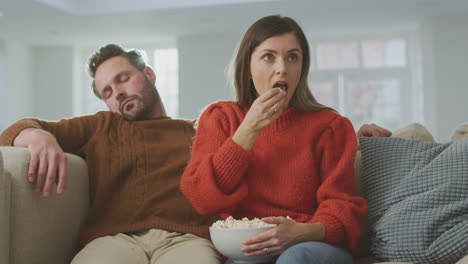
{"left": 307, "top": 31, "right": 421, "bottom": 130}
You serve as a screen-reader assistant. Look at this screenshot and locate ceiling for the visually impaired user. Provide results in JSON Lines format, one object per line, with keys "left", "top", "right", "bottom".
{"left": 33, "top": 0, "right": 279, "bottom": 15}
{"left": 1, "top": 0, "right": 468, "bottom": 44}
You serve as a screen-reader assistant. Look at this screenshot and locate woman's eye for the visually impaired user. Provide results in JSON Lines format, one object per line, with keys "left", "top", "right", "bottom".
{"left": 120, "top": 75, "right": 129, "bottom": 82}
{"left": 289, "top": 54, "right": 298, "bottom": 62}
{"left": 262, "top": 54, "right": 273, "bottom": 61}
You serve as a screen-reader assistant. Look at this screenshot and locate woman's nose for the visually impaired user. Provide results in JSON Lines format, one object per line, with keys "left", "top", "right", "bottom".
{"left": 275, "top": 59, "right": 287, "bottom": 75}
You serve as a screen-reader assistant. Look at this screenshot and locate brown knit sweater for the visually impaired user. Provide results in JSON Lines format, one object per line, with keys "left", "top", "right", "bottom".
{"left": 0, "top": 111, "right": 219, "bottom": 246}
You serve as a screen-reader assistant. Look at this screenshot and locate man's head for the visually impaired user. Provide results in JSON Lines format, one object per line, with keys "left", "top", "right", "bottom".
{"left": 88, "top": 44, "right": 164, "bottom": 120}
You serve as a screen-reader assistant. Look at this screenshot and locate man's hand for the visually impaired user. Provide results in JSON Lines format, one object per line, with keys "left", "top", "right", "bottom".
{"left": 357, "top": 123, "right": 392, "bottom": 137}
{"left": 13, "top": 128, "right": 67, "bottom": 197}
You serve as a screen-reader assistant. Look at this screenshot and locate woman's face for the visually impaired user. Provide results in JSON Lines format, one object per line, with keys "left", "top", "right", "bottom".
{"left": 249, "top": 32, "right": 303, "bottom": 105}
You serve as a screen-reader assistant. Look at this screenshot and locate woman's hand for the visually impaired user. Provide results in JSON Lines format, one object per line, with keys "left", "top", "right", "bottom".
{"left": 233, "top": 88, "right": 287, "bottom": 150}
{"left": 243, "top": 88, "right": 288, "bottom": 133}
{"left": 240, "top": 216, "right": 325, "bottom": 257}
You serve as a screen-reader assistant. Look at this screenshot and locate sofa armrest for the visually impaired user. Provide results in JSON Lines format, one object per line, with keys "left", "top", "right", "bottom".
{"left": 0, "top": 146, "right": 89, "bottom": 264}
{"left": 0, "top": 149, "right": 11, "bottom": 264}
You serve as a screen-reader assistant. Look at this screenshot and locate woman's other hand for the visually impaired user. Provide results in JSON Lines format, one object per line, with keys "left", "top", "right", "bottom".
{"left": 240, "top": 216, "right": 325, "bottom": 257}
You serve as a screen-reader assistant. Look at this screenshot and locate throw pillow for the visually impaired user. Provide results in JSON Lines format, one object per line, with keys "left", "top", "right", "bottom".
{"left": 451, "top": 122, "right": 468, "bottom": 142}
{"left": 354, "top": 123, "right": 434, "bottom": 258}
{"left": 360, "top": 137, "right": 468, "bottom": 264}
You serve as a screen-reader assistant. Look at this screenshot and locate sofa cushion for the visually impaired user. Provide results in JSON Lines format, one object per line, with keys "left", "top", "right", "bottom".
{"left": 354, "top": 123, "right": 435, "bottom": 259}
{"left": 360, "top": 137, "right": 468, "bottom": 263}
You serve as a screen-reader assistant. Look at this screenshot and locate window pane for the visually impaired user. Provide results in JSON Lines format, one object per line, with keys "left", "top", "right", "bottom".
{"left": 362, "top": 39, "right": 406, "bottom": 68}
{"left": 386, "top": 39, "right": 406, "bottom": 67}
{"left": 317, "top": 41, "right": 359, "bottom": 70}
{"left": 310, "top": 47, "right": 316, "bottom": 72}
{"left": 153, "top": 48, "right": 179, "bottom": 117}
{"left": 346, "top": 79, "right": 400, "bottom": 130}
{"left": 310, "top": 81, "right": 337, "bottom": 109}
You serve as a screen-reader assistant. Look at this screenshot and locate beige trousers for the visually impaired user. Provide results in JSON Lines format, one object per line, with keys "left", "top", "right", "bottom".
{"left": 71, "top": 228, "right": 221, "bottom": 264}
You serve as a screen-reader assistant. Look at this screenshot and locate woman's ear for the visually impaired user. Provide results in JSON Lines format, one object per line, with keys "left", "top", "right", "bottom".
{"left": 143, "top": 67, "right": 156, "bottom": 84}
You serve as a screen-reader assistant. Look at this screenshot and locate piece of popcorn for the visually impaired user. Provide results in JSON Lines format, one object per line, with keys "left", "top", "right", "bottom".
{"left": 211, "top": 216, "right": 287, "bottom": 229}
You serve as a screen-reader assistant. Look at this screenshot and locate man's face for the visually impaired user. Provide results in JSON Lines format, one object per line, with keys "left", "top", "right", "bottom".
{"left": 94, "top": 56, "right": 159, "bottom": 121}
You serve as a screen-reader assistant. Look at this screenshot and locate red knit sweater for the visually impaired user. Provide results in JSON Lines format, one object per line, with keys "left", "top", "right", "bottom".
{"left": 181, "top": 101, "right": 368, "bottom": 251}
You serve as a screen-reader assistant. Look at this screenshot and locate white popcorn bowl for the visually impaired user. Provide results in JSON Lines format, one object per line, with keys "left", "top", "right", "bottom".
{"left": 209, "top": 226, "right": 277, "bottom": 264}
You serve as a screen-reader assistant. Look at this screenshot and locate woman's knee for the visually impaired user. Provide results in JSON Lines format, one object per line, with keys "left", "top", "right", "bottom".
{"left": 276, "top": 242, "right": 353, "bottom": 264}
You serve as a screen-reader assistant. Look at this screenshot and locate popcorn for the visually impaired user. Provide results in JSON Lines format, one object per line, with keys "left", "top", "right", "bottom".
{"left": 211, "top": 216, "right": 275, "bottom": 228}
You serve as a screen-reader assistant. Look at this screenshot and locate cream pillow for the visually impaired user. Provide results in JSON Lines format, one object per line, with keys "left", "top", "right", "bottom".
{"left": 391, "top": 122, "right": 434, "bottom": 142}
{"left": 450, "top": 122, "right": 468, "bottom": 142}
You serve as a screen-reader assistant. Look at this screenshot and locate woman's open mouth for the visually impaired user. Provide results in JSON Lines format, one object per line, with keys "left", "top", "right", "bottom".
{"left": 273, "top": 81, "right": 288, "bottom": 92}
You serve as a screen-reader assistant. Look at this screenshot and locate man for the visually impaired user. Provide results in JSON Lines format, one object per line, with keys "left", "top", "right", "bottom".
{"left": 0, "top": 44, "right": 390, "bottom": 264}
{"left": 0, "top": 44, "right": 221, "bottom": 264}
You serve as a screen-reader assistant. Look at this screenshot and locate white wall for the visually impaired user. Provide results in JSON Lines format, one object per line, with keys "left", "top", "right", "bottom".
{"left": 178, "top": 32, "right": 241, "bottom": 119}
{"left": 2, "top": 15, "right": 468, "bottom": 140}
{"left": 0, "top": 40, "right": 6, "bottom": 131}
{"left": 421, "top": 15, "right": 468, "bottom": 141}
{"left": 33, "top": 46, "right": 74, "bottom": 120}
{"left": 5, "top": 41, "right": 33, "bottom": 126}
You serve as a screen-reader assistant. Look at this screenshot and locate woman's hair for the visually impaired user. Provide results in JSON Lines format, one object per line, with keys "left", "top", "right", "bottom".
{"left": 230, "top": 15, "right": 328, "bottom": 111}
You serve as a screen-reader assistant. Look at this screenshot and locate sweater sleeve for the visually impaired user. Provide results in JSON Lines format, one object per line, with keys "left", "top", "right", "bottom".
{"left": 181, "top": 103, "right": 252, "bottom": 215}
{"left": 311, "top": 116, "right": 368, "bottom": 252}
{"left": 0, "top": 113, "right": 107, "bottom": 155}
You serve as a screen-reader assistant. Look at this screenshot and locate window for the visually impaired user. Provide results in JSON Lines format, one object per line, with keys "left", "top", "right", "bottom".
{"left": 309, "top": 35, "right": 420, "bottom": 131}
{"left": 74, "top": 46, "right": 179, "bottom": 117}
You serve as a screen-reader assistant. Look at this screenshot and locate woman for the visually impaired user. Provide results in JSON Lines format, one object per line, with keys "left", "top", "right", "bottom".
{"left": 181, "top": 15, "right": 368, "bottom": 264}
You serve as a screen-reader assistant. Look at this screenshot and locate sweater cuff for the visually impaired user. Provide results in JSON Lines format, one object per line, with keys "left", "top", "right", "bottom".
{"left": 0, "top": 119, "right": 41, "bottom": 146}
{"left": 311, "top": 214, "right": 345, "bottom": 245}
{"left": 212, "top": 137, "right": 252, "bottom": 192}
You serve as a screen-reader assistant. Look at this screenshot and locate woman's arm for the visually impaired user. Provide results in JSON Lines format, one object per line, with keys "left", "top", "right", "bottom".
{"left": 181, "top": 103, "right": 252, "bottom": 215}
{"left": 181, "top": 89, "right": 287, "bottom": 215}
{"left": 312, "top": 116, "right": 368, "bottom": 251}
{"left": 0, "top": 113, "right": 107, "bottom": 197}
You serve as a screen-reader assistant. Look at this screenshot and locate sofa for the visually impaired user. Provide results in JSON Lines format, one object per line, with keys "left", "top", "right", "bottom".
{"left": 1, "top": 122, "right": 467, "bottom": 264}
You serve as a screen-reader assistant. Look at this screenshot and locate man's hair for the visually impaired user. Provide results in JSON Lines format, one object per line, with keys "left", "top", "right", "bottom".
{"left": 88, "top": 44, "right": 146, "bottom": 98}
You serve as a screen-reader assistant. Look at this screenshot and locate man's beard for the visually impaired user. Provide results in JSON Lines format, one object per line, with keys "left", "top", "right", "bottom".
{"left": 119, "top": 79, "right": 160, "bottom": 121}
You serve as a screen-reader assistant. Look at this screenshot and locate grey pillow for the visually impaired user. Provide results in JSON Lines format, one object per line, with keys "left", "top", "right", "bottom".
{"left": 360, "top": 137, "right": 468, "bottom": 264}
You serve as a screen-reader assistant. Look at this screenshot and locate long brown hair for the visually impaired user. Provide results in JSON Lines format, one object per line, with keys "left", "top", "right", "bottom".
{"left": 231, "top": 15, "right": 328, "bottom": 111}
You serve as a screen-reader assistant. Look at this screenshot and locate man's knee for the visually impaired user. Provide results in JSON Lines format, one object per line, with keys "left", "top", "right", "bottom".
{"left": 152, "top": 235, "right": 221, "bottom": 264}
{"left": 71, "top": 235, "right": 146, "bottom": 264}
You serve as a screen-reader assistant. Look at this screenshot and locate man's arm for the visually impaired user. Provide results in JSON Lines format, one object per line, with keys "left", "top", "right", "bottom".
{"left": 356, "top": 123, "right": 392, "bottom": 137}
{"left": 1, "top": 113, "right": 105, "bottom": 197}
{"left": 13, "top": 128, "right": 67, "bottom": 197}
